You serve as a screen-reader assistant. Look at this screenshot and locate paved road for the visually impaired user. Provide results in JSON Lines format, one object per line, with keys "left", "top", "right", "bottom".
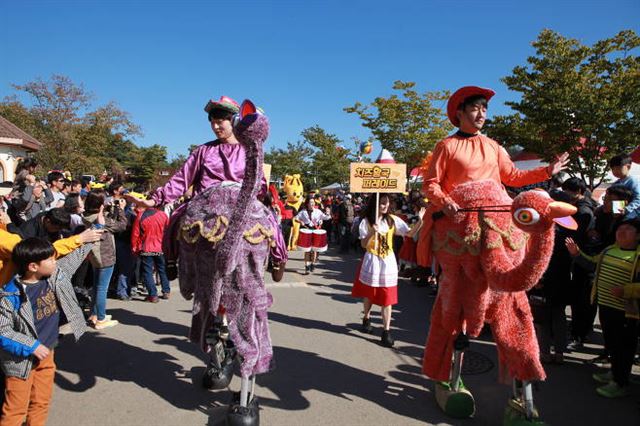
{"left": 49, "top": 249, "right": 639, "bottom": 425}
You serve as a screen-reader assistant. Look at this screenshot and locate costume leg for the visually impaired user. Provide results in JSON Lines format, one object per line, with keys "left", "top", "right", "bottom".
{"left": 489, "top": 293, "right": 545, "bottom": 382}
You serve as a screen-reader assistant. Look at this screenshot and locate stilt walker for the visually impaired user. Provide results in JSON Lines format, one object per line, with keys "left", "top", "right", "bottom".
{"left": 418, "top": 86, "right": 572, "bottom": 425}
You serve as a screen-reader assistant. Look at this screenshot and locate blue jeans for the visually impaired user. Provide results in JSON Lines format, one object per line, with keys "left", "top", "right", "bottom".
{"left": 141, "top": 255, "right": 171, "bottom": 297}
{"left": 115, "top": 239, "right": 136, "bottom": 297}
{"left": 91, "top": 265, "right": 115, "bottom": 321}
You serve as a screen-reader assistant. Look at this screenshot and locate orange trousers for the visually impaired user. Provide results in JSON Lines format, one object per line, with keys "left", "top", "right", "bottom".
{"left": 1, "top": 351, "right": 56, "bottom": 426}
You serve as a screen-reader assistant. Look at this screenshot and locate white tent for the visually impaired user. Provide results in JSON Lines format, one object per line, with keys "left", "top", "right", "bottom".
{"left": 320, "top": 182, "right": 342, "bottom": 192}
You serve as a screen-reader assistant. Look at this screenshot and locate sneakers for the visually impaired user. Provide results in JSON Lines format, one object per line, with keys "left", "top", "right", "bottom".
{"left": 303, "top": 265, "right": 310, "bottom": 275}
{"left": 381, "top": 330, "right": 394, "bottom": 348}
{"left": 160, "top": 292, "right": 170, "bottom": 300}
{"left": 593, "top": 371, "right": 614, "bottom": 384}
{"left": 92, "top": 319, "right": 119, "bottom": 330}
{"left": 88, "top": 314, "right": 112, "bottom": 325}
{"left": 596, "top": 381, "right": 629, "bottom": 398}
{"left": 146, "top": 295, "right": 160, "bottom": 303}
{"left": 361, "top": 318, "right": 373, "bottom": 334}
{"left": 117, "top": 294, "right": 131, "bottom": 301}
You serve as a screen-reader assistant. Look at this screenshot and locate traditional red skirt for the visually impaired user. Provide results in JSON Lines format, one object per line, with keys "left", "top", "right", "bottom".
{"left": 351, "top": 260, "right": 398, "bottom": 306}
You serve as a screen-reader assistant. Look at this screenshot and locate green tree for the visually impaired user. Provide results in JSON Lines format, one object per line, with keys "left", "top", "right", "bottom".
{"left": 0, "top": 75, "right": 143, "bottom": 177}
{"left": 124, "top": 144, "right": 169, "bottom": 189}
{"left": 301, "top": 126, "right": 352, "bottom": 189}
{"left": 485, "top": 29, "right": 640, "bottom": 189}
{"left": 264, "top": 141, "right": 313, "bottom": 185}
{"left": 344, "top": 81, "right": 451, "bottom": 173}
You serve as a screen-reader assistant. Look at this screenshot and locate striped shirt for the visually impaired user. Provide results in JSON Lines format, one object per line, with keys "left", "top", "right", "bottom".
{"left": 587, "top": 247, "right": 637, "bottom": 311}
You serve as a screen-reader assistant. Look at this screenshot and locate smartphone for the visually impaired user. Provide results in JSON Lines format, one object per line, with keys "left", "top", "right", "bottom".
{"left": 612, "top": 200, "right": 626, "bottom": 213}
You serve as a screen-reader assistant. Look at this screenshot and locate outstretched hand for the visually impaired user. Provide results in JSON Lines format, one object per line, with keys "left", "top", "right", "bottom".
{"left": 547, "top": 152, "right": 570, "bottom": 176}
{"left": 565, "top": 237, "right": 579, "bottom": 256}
{"left": 124, "top": 194, "right": 155, "bottom": 208}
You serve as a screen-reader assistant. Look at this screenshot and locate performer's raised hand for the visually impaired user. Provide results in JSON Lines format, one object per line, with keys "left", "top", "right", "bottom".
{"left": 547, "top": 152, "right": 570, "bottom": 176}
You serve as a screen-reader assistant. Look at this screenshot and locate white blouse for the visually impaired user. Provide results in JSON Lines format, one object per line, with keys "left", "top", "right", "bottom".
{"left": 295, "top": 208, "right": 331, "bottom": 228}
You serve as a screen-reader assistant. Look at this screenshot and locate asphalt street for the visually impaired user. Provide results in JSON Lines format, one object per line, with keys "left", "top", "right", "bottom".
{"left": 48, "top": 249, "right": 640, "bottom": 425}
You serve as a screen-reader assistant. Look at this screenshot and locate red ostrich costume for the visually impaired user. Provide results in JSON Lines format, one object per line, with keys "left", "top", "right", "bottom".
{"left": 422, "top": 179, "right": 576, "bottom": 382}
{"left": 417, "top": 87, "right": 575, "bottom": 423}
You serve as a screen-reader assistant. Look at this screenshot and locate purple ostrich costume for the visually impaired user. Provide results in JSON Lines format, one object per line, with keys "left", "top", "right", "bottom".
{"left": 152, "top": 105, "right": 286, "bottom": 377}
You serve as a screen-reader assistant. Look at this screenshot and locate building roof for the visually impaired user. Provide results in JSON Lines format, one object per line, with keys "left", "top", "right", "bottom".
{"left": 0, "top": 115, "right": 42, "bottom": 151}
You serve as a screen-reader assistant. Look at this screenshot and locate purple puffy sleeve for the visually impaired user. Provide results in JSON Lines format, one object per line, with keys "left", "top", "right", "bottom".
{"left": 151, "top": 147, "right": 203, "bottom": 206}
{"left": 268, "top": 213, "right": 288, "bottom": 263}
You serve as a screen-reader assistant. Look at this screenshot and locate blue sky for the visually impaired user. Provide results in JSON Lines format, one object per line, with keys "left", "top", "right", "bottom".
{"left": 1, "top": 0, "right": 638, "bottom": 160}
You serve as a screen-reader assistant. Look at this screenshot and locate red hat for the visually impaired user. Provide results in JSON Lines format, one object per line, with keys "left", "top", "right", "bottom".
{"left": 204, "top": 96, "right": 240, "bottom": 114}
{"left": 447, "top": 86, "right": 496, "bottom": 127}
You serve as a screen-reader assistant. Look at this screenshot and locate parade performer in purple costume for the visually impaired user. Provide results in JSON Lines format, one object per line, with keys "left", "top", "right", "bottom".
{"left": 126, "top": 97, "right": 287, "bottom": 425}
{"left": 128, "top": 96, "right": 287, "bottom": 276}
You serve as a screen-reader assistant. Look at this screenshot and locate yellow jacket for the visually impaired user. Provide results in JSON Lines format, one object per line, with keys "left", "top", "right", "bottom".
{"left": 0, "top": 228, "right": 83, "bottom": 286}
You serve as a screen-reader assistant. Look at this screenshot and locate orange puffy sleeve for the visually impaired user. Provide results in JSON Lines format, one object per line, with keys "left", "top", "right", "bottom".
{"left": 423, "top": 141, "right": 454, "bottom": 209}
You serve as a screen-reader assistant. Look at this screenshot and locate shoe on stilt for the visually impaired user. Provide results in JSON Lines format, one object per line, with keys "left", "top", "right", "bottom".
{"left": 435, "top": 380, "right": 475, "bottom": 419}
{"left": 380, "top": 330, "right": 394, "bottom": 347}
{"left": 361, "top": 318, "right": 373, "bottom": 334}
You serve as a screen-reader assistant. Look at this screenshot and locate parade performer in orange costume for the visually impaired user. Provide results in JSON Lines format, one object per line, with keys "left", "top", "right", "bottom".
{"left": 418, "top": 87, "right": 570, "bottom": 425}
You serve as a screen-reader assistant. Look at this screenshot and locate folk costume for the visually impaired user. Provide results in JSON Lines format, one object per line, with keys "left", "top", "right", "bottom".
{"left": 294, "top": 208, "right": 331, "bottom": 253}
{"left": 416, "top": 87, "right": 551, "bottom": 268}
{"left": 418, "top": 87, "right": 562, "bottom": 422}
{"left": 352, "top": 215, "right": 410, "bottom": 306}
{"left": 150, "top": 97, "right": 287, "bottom": 270}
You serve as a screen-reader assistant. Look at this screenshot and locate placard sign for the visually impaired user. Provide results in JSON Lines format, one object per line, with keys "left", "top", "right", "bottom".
{"left": 349, "top": 163, "right": 406, "bottom": 193}
{"left": 263, "top": 164, "right": 272, "bottom": 183}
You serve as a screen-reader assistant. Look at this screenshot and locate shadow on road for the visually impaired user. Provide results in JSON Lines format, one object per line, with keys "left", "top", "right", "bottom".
{"left": 54, "top": 309, "right": 214, "bottom": 412}
{"left": 257, "top": 346, "right": 454, "bottom": 424}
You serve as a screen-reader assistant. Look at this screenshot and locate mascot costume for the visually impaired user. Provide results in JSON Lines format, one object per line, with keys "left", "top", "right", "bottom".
{"left": 419, "top": 87, "right": 575, "bottom": 426}
{"left": 151, "top": 100, "right": 285, "bottom": 425}
{"left": 281, "top": 174, "right": 304, "bottom": 250}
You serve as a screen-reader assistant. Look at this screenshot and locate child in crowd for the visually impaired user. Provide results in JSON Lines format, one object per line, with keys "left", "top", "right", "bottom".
{"left": 565, "top": 219, "right": 640, "bottom": 398}
{"left": 0, "top": 238, "right": 93, "bottom": 424}
{"left": 609, "top": 153, "right": 640, "bottom": 220}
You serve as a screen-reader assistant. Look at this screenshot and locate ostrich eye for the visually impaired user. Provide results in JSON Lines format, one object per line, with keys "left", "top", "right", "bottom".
{"left": 513, "top": 208, "right": 540, "bottom": 226}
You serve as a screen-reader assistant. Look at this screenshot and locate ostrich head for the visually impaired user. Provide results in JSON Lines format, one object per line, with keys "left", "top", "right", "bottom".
{"left": 511, "top": 189, "right": 577, "bottom": 233}
{"left": 233, "top": 100, "right": 270, "bottom": 149}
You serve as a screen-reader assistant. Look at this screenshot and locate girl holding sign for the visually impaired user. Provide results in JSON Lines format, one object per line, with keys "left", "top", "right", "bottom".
{"left": 352, "top": 194, "right": 423, "bottom": 347}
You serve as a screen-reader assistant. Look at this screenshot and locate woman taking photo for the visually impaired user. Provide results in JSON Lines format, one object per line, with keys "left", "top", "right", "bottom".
{"left": 352, "top": 194, "right": 422, "bottom": 347}
{"left": 83, "top": 189, "right": 127, "bottom": 329}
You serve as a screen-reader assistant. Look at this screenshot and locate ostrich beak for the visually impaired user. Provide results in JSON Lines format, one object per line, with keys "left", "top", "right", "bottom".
{"left": 548, "top": 201, "right": 578, "bottom": 230}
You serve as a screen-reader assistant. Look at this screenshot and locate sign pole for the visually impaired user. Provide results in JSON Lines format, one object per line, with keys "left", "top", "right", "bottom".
{"left": 374, "top": 192, "right": 379, "bottom": 251}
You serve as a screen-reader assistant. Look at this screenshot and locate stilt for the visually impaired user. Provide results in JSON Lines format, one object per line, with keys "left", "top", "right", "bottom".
{"left": 226, "top": 375, "right": 260, "bottom": 426}
{"left": 435, "top": 332, "right": 475, "bottom": 418}
{"left": 503, "top": 379, "right": 546, "bottom": 425}
{"left": 202, "top": 314, "right": 236, "bottom": 390}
